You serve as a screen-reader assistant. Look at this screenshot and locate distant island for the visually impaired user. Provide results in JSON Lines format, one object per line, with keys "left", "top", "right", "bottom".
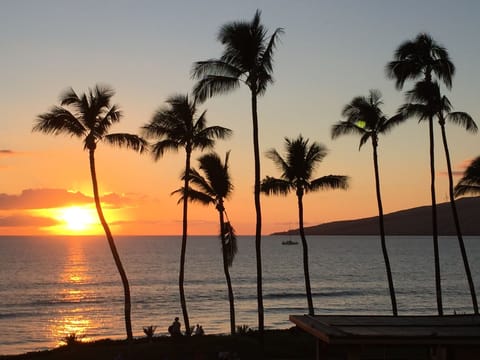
{"left": 272, "top": 197, "right": 480, "bottom": 236}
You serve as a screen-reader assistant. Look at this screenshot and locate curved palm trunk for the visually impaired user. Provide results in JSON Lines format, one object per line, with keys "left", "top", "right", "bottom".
{"left": 428, "top": 115, "right": 443, "bottom": 315}
{"left": 297, "top": 191, "right": 314, "bottom": 315}
{"left": 180, "top": 150, "right": 191, "bottom": 335}
{"left": 251, "top": 91, "right": 264, "bottom": 334}
{"left": 219, "top": 209, "right": 236, "bottom": 334}
{"left": 89, "top": 149, "right": 133, "bottom": 340}
{"left": 371, "top": 140, "right": 398, "bottom": 316}
{"left": 439, "top": 123, "right": 479, "bottom": 314}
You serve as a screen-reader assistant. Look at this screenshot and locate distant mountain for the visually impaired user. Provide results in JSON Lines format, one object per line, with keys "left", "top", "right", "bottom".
{"left": 272, "top": 197, "right": 480, "bottom": 236}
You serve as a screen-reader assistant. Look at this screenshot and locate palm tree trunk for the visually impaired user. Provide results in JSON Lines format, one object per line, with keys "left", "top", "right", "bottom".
{"left": 89, "top": 149, "right": 133, "bottom": 340}
{"left": 297, "top": 191, "right": 314, "bottom": 315}
{"left": 180, "top": 149, "right": 191, "bottom": 335}
{"left": 428, "top": 115, "right": 443, "bottom": 315}
{"left": 372, "top": 141, "right": 398, "bottom": 316}
{"left": 219, "top": 210, "right": 236, "bottom": 334}
{"left": 251, "top": 91, "right": 264, "bottom": 334}
{"left": 439, "top": 123, "right": 479, "bottom": 314}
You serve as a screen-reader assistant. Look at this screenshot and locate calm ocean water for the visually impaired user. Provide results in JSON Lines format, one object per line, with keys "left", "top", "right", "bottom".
{"left": 0, "top": 235, "right": 479, "bottom": 355}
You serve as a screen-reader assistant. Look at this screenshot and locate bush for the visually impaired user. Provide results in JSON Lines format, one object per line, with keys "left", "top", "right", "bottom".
{"left": 143, "top": 325, "right": 157, "bottom": 341}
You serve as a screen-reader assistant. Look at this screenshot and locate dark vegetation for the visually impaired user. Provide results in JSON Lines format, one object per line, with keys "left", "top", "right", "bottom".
{"left": 0, "top": 330, "right": 315, "bottom": 360}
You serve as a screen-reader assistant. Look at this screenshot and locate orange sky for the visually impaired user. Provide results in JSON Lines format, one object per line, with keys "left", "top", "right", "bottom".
{"left": 2, "top": 1, "right": 480, "bottom": 236}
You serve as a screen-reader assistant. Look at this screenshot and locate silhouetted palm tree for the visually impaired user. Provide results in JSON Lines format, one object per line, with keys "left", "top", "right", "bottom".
{"left": 174, "top": 151, "right": 238, "bottom": 334}
{"left": 401, "top": 81, "right": 479, "bottom": 314}
{"left": 455, "top": 157, "right": 480, "bottom": 197}
{"left": 191, "top": 10, "right": 283, "bottom": 333}
{"left": 33, "top": 85, "right": 146, "bottom": 340}
{"left": 332, "top": 90, "right": 405, "bottom": 316}
{"left": 141, "top": 94, "right": 231, "bottom": 335}
{"left": 387, "top": 33, "right": 455, "bottom": 315}
{"left": 260, "top": 135, "right": 348, "bottom": 316}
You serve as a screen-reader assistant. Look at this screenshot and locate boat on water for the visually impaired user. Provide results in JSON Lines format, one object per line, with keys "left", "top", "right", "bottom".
{"left": 282, "top": 239, "right": 299, "bottom": 245}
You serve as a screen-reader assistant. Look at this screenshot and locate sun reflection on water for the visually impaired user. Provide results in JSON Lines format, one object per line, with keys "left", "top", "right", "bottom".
{"left": 49, "top": 241, "right": 97, "bottom": 346}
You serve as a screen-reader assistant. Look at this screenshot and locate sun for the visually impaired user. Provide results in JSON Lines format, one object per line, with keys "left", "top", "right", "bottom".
{"left": 59, "top": 206, "right": 97, "bottom": 232}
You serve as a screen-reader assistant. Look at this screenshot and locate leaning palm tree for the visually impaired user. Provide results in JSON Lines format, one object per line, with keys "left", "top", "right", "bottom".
{"left": 141, "top": 94, "right": 231, "bottom": 335}
{"left": 387, "top": 33, "right": 455, "bottom": 315}
{"left": 191, "top": 10, "right": 283, "bottom": 333}
{"left": 455, "top": 157, "right": 480, "bottom": 197}
{"left": 332, "top": 89, "right": 405, "bottom": 316}
{"left": 401, "top": 80, "right": 479, "bottom": 314}
{"left": 33, "top": 85, "right": 146, "bottom": 341}
{"left": 260, "top": 135, "right": 348, "bottom": 316}
{"left": 174, "top": 151, "right": 238, "bottom": 335}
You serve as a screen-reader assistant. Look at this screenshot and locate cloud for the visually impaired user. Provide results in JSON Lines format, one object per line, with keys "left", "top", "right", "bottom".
{"left": 0, "top": 214, "right": 58, "bottom": 227}
{"left": 0, "top": 149, "right": 21, "bottom": 157}
{"left": 439, "top": 158, "right": 473, "bottom": 178}
{"left": 0, "top": 189, "right": 92, "bottom": 210}
{"left": 0, "top": 188, "right": 137, "bottom": 210}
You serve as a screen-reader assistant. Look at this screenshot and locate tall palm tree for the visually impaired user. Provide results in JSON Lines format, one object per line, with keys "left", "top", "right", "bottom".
{"left": 174, "top": 151, "right": 238, "bottom": 334}
{"left": 331, "top": 89, "right": 405, "bottom": 316}
{"left": 191, "top": 10, "right": 283, "bottom": 333}
{"left": 33, "top": 85, "right": 146, "bottom": 340}
{"left": 455, "top": 156, "right": 480, "bottom": 197}
{"left": 401, "top": 81, "right": 479, "bottom": 314}
{"left": 141, "top": 94, "right": 231, "bottom": 335}
{"left": 386, "top": 33, "right": 455, "bottom": 315}
{"left": 260, "top": 135, "right": 348, "bottom": 316}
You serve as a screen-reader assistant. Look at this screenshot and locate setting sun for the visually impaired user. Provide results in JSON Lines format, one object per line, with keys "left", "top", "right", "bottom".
{"left": 60, "top": 206, "right": 96, "bottom": 231}
{"left": 33, "top": 205, "right": 105, "bottom": 235}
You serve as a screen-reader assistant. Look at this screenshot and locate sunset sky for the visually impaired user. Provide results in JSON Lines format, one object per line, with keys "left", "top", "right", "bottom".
{"left": 2, "top": 0, "right": 480, "bottom": 236}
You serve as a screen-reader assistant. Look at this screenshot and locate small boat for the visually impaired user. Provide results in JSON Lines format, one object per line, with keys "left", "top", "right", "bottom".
{"left": 282, "top": 239, "right": 299, "bottom": 245}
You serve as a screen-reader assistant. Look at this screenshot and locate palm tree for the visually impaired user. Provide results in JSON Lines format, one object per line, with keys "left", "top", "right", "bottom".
{"left": 174, "top": 151, "right": 238, "bottom": 334}
{"left": 401, "top": 81, "right": 479, "bottom": 314}
{"left": 260, "top": 135, "right": 348, "bottom": 316}
{"left": 455, "top": 157, "right": 480, "bottom": 197}
{"left": 386, "top": 33, "right": 455, "bottom": 315}
{"left": 332, "top": 89, "right": 405, "bottom": 316}
{"left": 141, "top": 94, "right": 231, "bottom": 335}
{"left": 33, "top": 85, "right": 146, "bottom": 341}
{"left": 191, "top": 10, "right": 283, "bottom": 333}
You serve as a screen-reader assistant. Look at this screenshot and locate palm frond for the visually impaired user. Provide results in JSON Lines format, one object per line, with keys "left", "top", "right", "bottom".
{"left": 358, "top": 133, "right": 371, "bottom": 150}
{"left": 191, "top": 60, "right": 243, "bottom": 80}
{"left": 260, "top": 27, "right": 284, "bottom": 74}
{"left": 447, "top": 112, "right": 478, "bottom": 133}
{"left": 399, "top": 103, "right": 431, "bottom": 122}
{"left": 265, "top": 148, "right": 289, "bottom": 174}
{"left": 188, "top": 167, "right": 217, "bottom": 198}
{"left": 308, "top": 175, "right": 349, "bottom": 192}
{"left": 33, "top": 107, "right": 86, "bottom": 137}
{"left": 59, "top": 87, "right": 81, "bottom": 107}
{"left": 192, "top": 75, "right": 241, "bottom": 103}
{"left": 197, "top": 152, "right": 232, "bottom": 199}
{"left": 96, "top": 104, "right": 123, "bottom": 136}
{"left": 454, "top": 183, "right": 480, "bottom": 198}
{"left": 454, "top": 156, "right": 480, "bottom": 197}
{"left": 260, "top": 176, "right": 291, "bottom": 196}
{"left": 104, "top": 133, "right": 148, "bottom": 153}
{"left": 221, "top": 221, "right": 238, "bottom": 267}
{"left": 186, "top": 188, "right": 216, "bottom": 206}
{"left": 379, "top": 113, "right": 406, "bottom": 134}
{"left": 150, "top": 139, "right": 181, "bottom": 160}
{"left": 331, "top": 121, "right": 366, "bottom": 140}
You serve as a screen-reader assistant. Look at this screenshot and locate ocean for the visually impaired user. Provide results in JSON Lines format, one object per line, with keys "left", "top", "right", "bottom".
{"left": 1, "top": 235, "right": 479, "bottom": 355}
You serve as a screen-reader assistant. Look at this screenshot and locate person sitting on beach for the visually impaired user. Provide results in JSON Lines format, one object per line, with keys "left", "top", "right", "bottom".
{"left": 194, "top": 324, "right": 204, "bottom": 336}
{"left": 168, "top": 317, "right": 182, "bottom": 336}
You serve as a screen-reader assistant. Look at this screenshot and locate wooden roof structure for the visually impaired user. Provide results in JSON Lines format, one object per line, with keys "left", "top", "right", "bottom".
{"left": 290, "top": 315, "right": 480, "bottom": 359}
